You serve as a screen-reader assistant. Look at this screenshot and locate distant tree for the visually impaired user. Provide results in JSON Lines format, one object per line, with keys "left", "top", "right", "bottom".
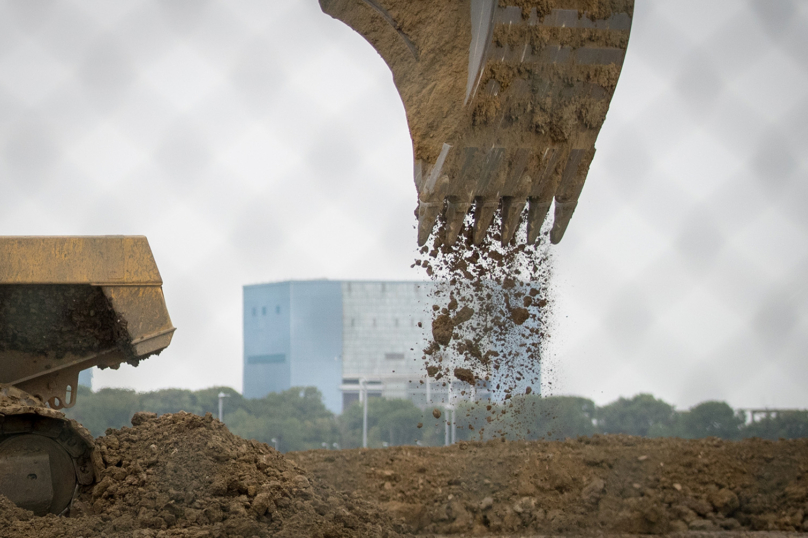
{"left": 742, "top": 411, "right": 808, "bottom": 440}
{"left": 452, "top": 399, "right": 492, "bottom": 442}
{"left": 680, "top": 401, "right": 745, "bottom": 440}
{"left": 497, "top": 395, "right": 597, "bottom": 441}
{"left": 339, "top": 397, "right": 429, "bottom": 448}
{"left": 537, "top": 396, "right": 598, "bottom": 440}
{"left": 194, "top": 386, "right": 244, "bottom": 417}
{"left": 229, "top": 387, "right": 339, "bottom": 452}
{"left": 597, "top": 394, "right": 678, "bottom": 437}
{"left": 64, "top": 387, "right": 141, "bottom": 436}
{"left": 137, "top": 388, "right": 203, "bottom": 416}
{"left": 66, "top": 385, "right": 338, "bottom": 452}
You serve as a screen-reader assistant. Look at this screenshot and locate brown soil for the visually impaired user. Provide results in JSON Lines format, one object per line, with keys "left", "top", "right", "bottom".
{"left": 0, "top": 412, "right": 403, "bottom": 538}
{"left": 3, "top": 413, "right": 808, "bottom": 537}
{"left": 0, "top": 284, "right": 130, "bottom": 360}
{"left": 290, "top": 436, "right": 808, "bottom": 536}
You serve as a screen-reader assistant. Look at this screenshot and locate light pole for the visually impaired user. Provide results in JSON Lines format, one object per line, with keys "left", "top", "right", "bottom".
{"left": 444, "top": 410, "right": 450, "bottom": 446}
{"left": 451, "top": 407, "right": 456, "bottom": 444}
{"left": 271, "top": 437, "right": 278, "bottom": 451}
{"left": 444, "top": 382, "right": 456, "bottom": 446}
{"left": 360, "top": 378, "right": 368, "bottom": 448}
{"left": 217, "top": 391, "right": 230, "bottom": 422}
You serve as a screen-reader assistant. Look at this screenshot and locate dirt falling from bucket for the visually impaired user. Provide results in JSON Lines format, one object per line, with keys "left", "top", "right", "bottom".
{"left": 414, "top": 209, "right": 554, "bottom": 439}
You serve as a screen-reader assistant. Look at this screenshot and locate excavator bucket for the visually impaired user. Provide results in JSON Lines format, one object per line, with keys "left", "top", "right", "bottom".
{"left": 320, "top": 0, "right": 634, "bottom": 245}
{"left": 0, "top": 236, "right": 174, "bottom": 514}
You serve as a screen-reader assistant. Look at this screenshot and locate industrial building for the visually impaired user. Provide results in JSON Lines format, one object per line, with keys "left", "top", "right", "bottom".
{"left": 244, "top": 280, "right": 440, "bottom": 413}
{"left": 78, "top": 369, "right": 93, "bottom": 389}
{"left": 244, "top": 280, "right": 463, "bottom": 411}
{"left": 243, "top": 279, "right": 528, "bottom": 413}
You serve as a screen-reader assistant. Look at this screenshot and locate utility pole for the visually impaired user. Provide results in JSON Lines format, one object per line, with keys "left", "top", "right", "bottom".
{"left": 451, "top": 408, "right": 456, "bottom": 444}
{"left": 217, "top": 391, "right": 230, "bottom": 422}
{"left": 360, "top": 379, "right": 368, "bottom": 448}
{"left": 444, "top": 382, "right": 457, "bottom": 445}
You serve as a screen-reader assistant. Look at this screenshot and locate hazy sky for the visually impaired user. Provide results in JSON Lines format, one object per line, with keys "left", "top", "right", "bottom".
{"left": 1, "top": 1, "right": 806, "bottom": 410}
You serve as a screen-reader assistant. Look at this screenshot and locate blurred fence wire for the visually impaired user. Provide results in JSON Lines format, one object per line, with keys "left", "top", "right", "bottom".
{"left": 0, "top": 1, "right": 805, "bottom": 408}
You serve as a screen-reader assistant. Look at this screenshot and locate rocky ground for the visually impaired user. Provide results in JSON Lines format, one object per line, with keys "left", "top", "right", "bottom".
{"left": 1, "top": 412, "right": 402, "bottom": 538}
{"left": 290, "top": 435, "right": 808, "bottom": 536}
{"left": 1, "top": 413, "right": 807, "bottom": 537}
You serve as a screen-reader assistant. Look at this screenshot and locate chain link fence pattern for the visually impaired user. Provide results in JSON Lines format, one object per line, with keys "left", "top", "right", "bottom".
{"left": 0, "top": 0, "right": 805, "bottom": 409}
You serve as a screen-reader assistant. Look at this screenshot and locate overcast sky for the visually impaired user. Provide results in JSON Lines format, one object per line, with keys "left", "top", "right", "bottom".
{"left": 0, "top": 0, "right": 806, "bottom": 410}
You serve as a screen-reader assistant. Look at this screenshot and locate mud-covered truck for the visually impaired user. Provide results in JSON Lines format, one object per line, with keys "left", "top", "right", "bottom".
{"left": 0, "top": 236, "right": 174, "bottom": 515}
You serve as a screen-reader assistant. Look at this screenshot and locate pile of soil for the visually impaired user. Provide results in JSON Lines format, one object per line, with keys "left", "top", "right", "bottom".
{"left": 291, "top": 435, "right": 808, "bottom": 536}
{"left": 0, "top": 412, "right": 402, "bottom": 538}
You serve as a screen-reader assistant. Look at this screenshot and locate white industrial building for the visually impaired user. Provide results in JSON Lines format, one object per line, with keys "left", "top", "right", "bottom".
{"left": 244, "top": 279, "right": 515, "bottom": 412}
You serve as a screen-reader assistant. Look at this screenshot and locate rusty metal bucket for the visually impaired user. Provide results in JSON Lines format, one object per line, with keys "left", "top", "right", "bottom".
{"left": 0, "top": 236, "right": 175, "bottom": 409}
{"left": 320, "top": 0, "right": 634, "bottom": 246}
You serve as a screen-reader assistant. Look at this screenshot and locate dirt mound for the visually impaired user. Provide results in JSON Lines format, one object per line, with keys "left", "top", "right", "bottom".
{"left": 0, "top": 412, "right": 402, "bottom": 538}
{"left": 290, "top": 435, "right": 808, "bottom": 535}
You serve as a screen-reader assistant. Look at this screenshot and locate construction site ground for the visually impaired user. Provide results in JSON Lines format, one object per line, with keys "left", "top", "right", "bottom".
{"left": 1, "top": 412, "right": 807, "bottom": 537}
{"left": 290, "top": 435, "right": 808, "bottom": 536}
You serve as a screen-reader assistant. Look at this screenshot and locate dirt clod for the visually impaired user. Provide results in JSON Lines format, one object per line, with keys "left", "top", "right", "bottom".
{"left": 431, "top": 313, "right": 454, "bottom": 346}
{"left": 509, "top": 307, "right": 530, "bottom": 325}
{"left": 453, "top": 368, "right": 476, "bottom": 385}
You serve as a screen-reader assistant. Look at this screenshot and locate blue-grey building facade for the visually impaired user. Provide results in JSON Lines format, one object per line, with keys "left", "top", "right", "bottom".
{"left": 78, "top": 368, "right": 93, "bottom": 389}
{"left": 243, "top": 281, "right": 344, "bottom": 412}
{"left": 244, "top": 280, "right": 531, "bottom": 414}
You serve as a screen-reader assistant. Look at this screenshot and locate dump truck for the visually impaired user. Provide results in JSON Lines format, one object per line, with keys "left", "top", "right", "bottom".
{"left": 0, "top": 236, "right": 174, "bottom": 515}
{"left": 320, "top": 0, "right": 634, "bottom": 246}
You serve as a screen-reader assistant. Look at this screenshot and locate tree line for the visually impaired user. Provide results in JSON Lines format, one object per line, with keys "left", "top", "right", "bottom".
{"left": 65, "top": 387, "right": 808, "bottom": 452}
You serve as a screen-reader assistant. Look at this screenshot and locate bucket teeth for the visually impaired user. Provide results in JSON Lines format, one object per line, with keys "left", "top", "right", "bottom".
{"left": 444, "top": 199, "right": 473, "bottom": 245}
{"left": 321, "top": 0, "right": 634, "bottom": 245}
{"left": 417, "top": 202, "right": 443, "bottom": 246}
{"left": 501, "top": 197, "right": 527, "bottom": 246}
{"left": 550, "top": 201, "right": 578, "bottom": 244}
{"left": 527, "top": 199, "right": 552, "bottom": 244}
{"left": 472, "top": 198, "right": 499, "bottom": 244}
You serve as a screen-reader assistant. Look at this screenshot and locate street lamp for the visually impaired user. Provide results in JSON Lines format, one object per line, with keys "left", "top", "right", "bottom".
{"left": 217, "top": 391, "right": 230, "bottom": 422}
{"left": 360, "top": 378, "right": 369, "bottom": 449}
{"left": 444, "top": 383, "right": 456, "bottom": 446}
{"left": 270, "top": 437, "right": 278, "bottom": 451}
